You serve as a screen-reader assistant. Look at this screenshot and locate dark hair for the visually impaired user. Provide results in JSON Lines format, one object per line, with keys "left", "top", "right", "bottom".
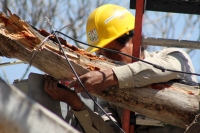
{"left": 115, "top": 31, "right": 147, "bottom": 51}
{"left": 115, "top": 30, "right": 134, "bottom": 45}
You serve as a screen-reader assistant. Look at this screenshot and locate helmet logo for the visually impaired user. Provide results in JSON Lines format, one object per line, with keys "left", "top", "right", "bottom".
{"left": 105, "top": 10, "right": 128, "bottom": 24}
{"left": 88, "top": 29, "right": 99, "bottom": 42}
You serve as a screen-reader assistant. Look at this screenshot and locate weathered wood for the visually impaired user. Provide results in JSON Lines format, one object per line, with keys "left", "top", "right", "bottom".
{"left": 0, "top": 12, "right": 200, "bottom": 129}
{"left": 94, "top": 83, "right": 200, "bottom": 129}
{"left": 0, "top": 78, "right": 80, "bottom": 133}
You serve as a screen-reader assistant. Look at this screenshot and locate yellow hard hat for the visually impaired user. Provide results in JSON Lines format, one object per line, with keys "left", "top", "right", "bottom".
{"left": 86, "top": 4, "right": 135, "bottom": 53}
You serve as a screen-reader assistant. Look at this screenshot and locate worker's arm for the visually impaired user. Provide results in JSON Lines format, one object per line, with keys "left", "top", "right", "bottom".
{"left": 113, "top": 48, "right": 197, "bottom": 88}
{"left": 43, "top": 75, "right": 116, "bottom": 133}
{"left": 69, "top": 48, "right": 197, "bottom": 92}
{"left": 43, "top": 75, "right": 83, "bottom": 110}
{"left": 69, "top": 69, "right": 118, "bottom": 93}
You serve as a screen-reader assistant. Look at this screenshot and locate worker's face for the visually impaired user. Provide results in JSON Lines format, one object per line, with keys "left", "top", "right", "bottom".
{"left": 97, "top": 38, "right": 133, "bottom": 64}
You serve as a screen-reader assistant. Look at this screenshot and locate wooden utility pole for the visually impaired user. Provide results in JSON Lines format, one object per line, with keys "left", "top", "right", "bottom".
{"left": 0, "top": 12, "right": 200, "bottom": 129}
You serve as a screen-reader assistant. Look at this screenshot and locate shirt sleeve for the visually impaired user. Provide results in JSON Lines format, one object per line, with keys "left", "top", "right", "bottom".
{"left": 72, "top": 103, "right": 116, "bottom": 133}
{"left": 112, "top": 49, "right": 196, "bottom": 88}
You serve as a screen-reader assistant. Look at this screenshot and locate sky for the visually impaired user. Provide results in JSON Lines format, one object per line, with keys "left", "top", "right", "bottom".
{"left": 0, "top": 1, "right": 200, "bottom": 84}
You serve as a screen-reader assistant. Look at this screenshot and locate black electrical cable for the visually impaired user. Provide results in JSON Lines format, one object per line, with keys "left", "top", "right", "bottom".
{"left": 21, "top": 35, "right": 52, "bottom": 80}
{"left": 52, "top": 31, "right": 125, "bottom": 133}
{"left": 52, "top": 30, "right": 200, "bottom": 133}
{"left": 55, "top": 30, "right": 200, "bottom": 78}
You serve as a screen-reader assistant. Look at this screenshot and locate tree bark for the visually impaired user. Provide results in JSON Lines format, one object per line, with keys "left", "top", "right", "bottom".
{"left": 0, "top": 12, "right": 200, "bottom": 129}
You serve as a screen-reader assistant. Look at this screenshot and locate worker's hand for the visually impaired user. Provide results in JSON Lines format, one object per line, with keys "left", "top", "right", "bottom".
{"left": 43, "top": 75, "right": 84, "bottom": 111}
{"left": 69, "top": 69, "right": 118, "bottom": 93}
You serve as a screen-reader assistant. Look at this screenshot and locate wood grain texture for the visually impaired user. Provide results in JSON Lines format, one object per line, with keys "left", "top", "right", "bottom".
{"left": 0, "top": 12, "right": 200, "bottom": 129}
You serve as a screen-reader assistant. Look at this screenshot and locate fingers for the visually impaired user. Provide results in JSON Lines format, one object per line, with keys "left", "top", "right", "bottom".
{"left": 68, "top": 79, "right": 78, "bottom": 88}
{"left": 49, "top": 80, "right": 59, "bottom": 97}
{"left": 68, "top": 78, "right": 86, "bottom": 93}
{"left": 53, "top": 80, "right": 58, "bottom": 89}
{"left": 75, "top": 86, "right": 84, "bottom": 93}
{"left": 44, "top": 75, "right": 50, "bottom": 93}
{"left": 44, "top": 75, "right": 59, "bottom": 98}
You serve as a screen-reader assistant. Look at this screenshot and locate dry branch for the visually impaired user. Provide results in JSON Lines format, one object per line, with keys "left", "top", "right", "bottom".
{"left": 0, "top": 12, "right": 200, "bottom": 129}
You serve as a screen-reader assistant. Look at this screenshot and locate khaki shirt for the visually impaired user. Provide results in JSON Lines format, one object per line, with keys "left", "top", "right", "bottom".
{"left": 113, "top": 48, "right": 197, "bottom": 88}
{"left": 73, "top": 48, "right": 197, "bottom": 133}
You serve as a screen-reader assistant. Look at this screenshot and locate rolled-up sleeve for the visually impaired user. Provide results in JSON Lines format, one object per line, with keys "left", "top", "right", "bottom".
{"left": 112, "top": 65, "right": 134, "bottom": 88}
{"left": 112, "top": 49, "right": 197, "bottom": 88}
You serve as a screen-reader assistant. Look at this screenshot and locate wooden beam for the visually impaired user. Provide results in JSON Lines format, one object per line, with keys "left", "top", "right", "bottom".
{"left": 0, "top": 12, "right": 200, "bottom": 129}
{"left": 143, "top": 37, "right": 200, "bottom": 49}
{"left": 0, "top": 77, "right": 80, "bottom": 133}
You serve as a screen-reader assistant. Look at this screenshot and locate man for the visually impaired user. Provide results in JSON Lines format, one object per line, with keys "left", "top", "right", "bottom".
{"left": 44, "top": 4, "right": 197, "bottom": 133}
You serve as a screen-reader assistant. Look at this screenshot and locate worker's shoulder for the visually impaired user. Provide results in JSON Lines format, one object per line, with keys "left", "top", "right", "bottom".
{"left": 144, "top": 48, "right": 189, "bottom": 59}
{"left": 158, "top": 47, "right": 188, "bottom": 57}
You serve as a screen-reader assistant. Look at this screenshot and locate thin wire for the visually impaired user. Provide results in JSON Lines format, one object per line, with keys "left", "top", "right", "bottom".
{"left": 59, "top": 24, "right": 72, "bottom": 32}
{"left": 52, "top": 31, "right": 125, "bottom": 133}
{"left": 55, "top": 31, "right": 200, "bottom": 77}
{"left": 20, "top": 34, "right": 52, "bottom": 80}
{"left": 44, "top": 16, "right": 58, "bottom": 31}
{"left": 20, "top": 17, "right": 70, "bottom": 80}
{"left": 44, "top": 18, "right": 199, "bottom": 132}
{"left": 43, "top": 17, "right": 125, "bottom": 132}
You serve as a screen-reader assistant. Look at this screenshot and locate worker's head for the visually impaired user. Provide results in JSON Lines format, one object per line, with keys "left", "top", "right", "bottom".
{"left": 85, "top": 4, "right": 146, "bottom": 63}
{"left": 86, "top": 4, "right": 134, "bottom": 50}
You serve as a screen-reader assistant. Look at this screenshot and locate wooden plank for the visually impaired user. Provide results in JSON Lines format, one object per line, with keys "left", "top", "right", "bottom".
{"left": 0, "top": 11, "right": 200, "bottom": 129}
{"left": 0, "top": 78, "right": 80, "bottom": 133}
{"left": 93, "top": 82, "right": 200, "bottom": 128}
